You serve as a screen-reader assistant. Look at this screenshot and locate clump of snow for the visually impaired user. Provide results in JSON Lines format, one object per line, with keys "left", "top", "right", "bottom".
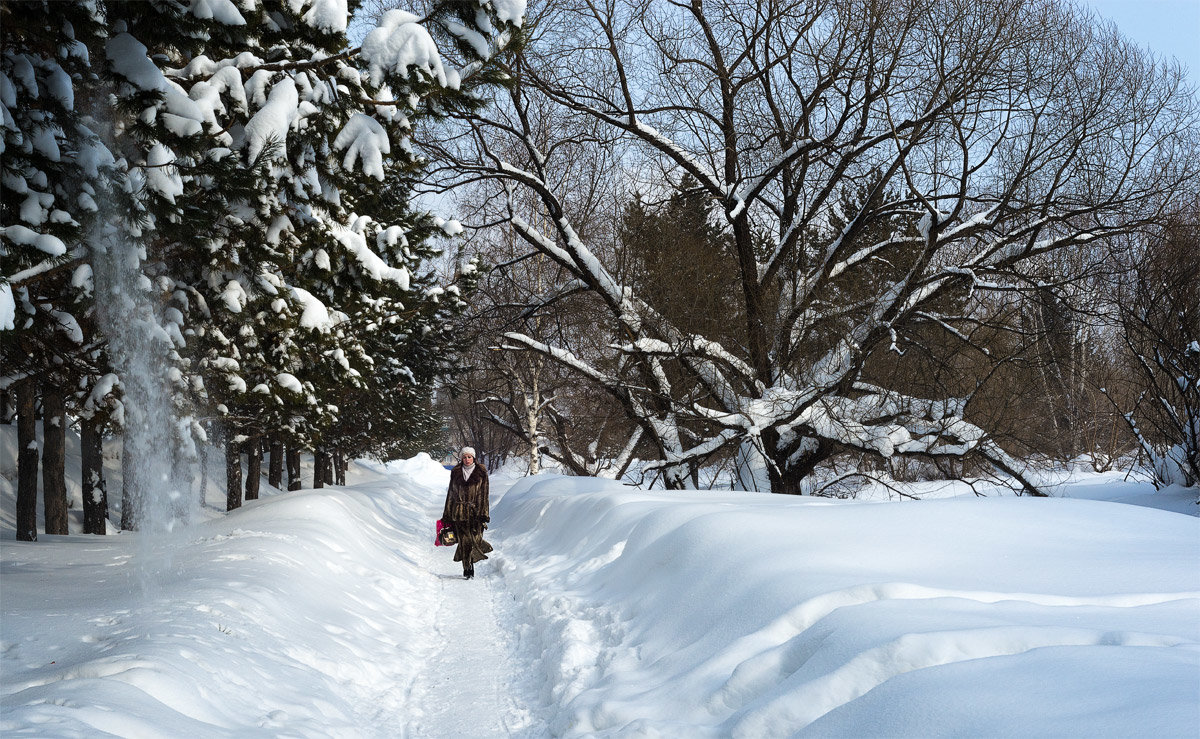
{"left": 332, "top": 218, "right": 410, "bottom": 288}
{"left": 360, "top": 10, "right": 447, "bottom": 88}
{"left": 188, "top": 0, "right": 247, "bottom": 25}
{"left": 0, "top": 283, "right": 15, "bottom": 330}
{"left": 1, "top": 224, "right": 66, "bottom": 256}
{"left": 45, "top": 65, "right": 73, "bottom": 110}
{"left": 105, "top": 34, "right": 205, "bottom": 136}
{"left": 143, "top": 143, "right": 183, "bottom": 202}
{"left": 275, "top": 372, "right": 303, "bottom": 393}
{"left": 489, "top": 0, "right": 527, "bottom": 26}
{"left": 333, "top": 114, "right": 390, "bottom": 180}
{"left": 289, "top": 285, "right": 334, "bottom": 331}
{"left": 220, "top": 279, "right": 247, "bottom": 313}
{"left": 296, "top": 0, "right": 348, "bottom": 33}
{"left": 434, "top": 216, "right": 463, "bottom": 236}
{"left": 243, "top": 77, "right": 298, "bottom": 163}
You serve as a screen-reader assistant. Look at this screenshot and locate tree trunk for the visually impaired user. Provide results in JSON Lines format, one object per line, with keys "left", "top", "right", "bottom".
{"left": 198, "top": 424, "right": 209, "bottom": 508}
{"left": 225, "top": 438, "right": 242, "bottom": 511}
{"left": 527, "top": 373, "right": 541, "bottom": 475}
{"left": 245, "top": 437, "right": 261, "bottom": 501}
{"left": 268, "top": 436, "right": 283, "bottom": 488}
{"left": 15, "top": 379, "right": 38, "bottom": 541}
{"left": 286, "top": 446, "right": 302, "bottom": 490}
{"left": 334, "top": 451, "right": 346, "bottom": 486}
{"left": 81, "top": 415, "right": 109, "bottom": 535}
{"left": 120, "top": 432, "right": 140, "bottom": 531}
{"left": 313, "top": 451, "right": 326, "bottom": 489}
{"left": 41, "top": 386, "right": 69, "bottom": 535}
{"left": 764, "top": 431, "right": 833, "bottom": 495}
{"left": 323, "top": 450, "right": 334, "bottom": 485}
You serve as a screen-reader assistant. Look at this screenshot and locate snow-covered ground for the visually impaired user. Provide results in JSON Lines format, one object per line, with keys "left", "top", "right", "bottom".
{"left": 2, "top": 433, "right": 1197, "bottom": 736}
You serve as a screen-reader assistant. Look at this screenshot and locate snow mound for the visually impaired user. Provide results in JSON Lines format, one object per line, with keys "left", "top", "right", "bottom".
{"left": 1, "top": 476, "right": 447, "bottom": 735}
{"left": 494, "top": 475, "right": 1200, "bottom": 736}
{"left": 3, "top": 450, "right": 1195, "bottom": 736}
{"left": 383, "top": 451, "right": 450, "bottom": 482}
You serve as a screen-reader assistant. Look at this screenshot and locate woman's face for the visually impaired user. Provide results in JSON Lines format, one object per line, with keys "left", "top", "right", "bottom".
{"left": 462, "top": 454, "right": 474, "bottom": 464}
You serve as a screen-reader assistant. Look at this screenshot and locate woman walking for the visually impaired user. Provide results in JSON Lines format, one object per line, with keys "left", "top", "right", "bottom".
{"left": 442, "top": 446, "right": 492, "bottom": 579}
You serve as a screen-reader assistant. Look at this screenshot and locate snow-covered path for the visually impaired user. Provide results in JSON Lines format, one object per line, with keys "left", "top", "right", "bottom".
{"left": 0, "top": 455, "right": 554, "bottom": 738}
{"left": 404, "top": 503, "right": 547, "bottom": 738}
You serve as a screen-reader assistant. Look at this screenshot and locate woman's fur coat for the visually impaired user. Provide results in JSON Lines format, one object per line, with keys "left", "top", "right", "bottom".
{"left": 442, "top": 463, "right": 492, "bottom": 568}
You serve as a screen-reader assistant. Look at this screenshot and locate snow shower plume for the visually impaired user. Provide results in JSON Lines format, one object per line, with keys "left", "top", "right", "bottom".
{"left": 88, "top": 200, "right": 198, "bottom": 577}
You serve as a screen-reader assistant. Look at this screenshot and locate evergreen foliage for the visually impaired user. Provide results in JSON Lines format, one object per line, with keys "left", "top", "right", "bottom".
{"left": 2, "top": 0, "right": 525, "bottom": 532}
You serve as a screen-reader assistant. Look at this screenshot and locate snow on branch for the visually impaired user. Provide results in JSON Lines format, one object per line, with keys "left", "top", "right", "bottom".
{"left": 501, "top": 332, "right": 617, "bottom": 387}
{"left": 333, "top": 114, "right": 391, "bottom": 180}
{"left": 329, "top": 218, "right": 411, "bottom": 288}
{"left": 361, "top": 11, "right": 448, "bottom": 88}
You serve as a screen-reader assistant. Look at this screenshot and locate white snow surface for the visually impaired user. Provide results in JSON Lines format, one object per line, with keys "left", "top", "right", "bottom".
{"left": 333, "top": 114, "right": 390, "bottom": 181}
{"left": 360, "top": 10, "right": 447, "bottom": 88}
{"left": 1, "top": 432, "right": 1197, "bottom": 737}
{"left": 243, "top": 77, "right": 298, "bottom": 163}
{"left": 0, "top": 283, "right": 15, "bottom": 330}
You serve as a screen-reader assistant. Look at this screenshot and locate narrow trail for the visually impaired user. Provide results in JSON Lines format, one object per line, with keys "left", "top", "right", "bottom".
{"left": 402, "top": 487, "right": 548, "bottom": 738}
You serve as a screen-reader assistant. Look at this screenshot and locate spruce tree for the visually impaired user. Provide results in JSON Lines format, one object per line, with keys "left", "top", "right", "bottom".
{"left": 92, "top": 0, "right": 524, "bottom": 504}
{"left": 3, "top": 0, "right": 526, "bottom": 532}
{"left": 2, "top": 0, "right": 113, "bottom": 537}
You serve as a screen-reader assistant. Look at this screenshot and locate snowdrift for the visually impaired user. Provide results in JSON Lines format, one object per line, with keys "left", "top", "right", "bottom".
{"left": 495, "top": 476, "right": 1200, "bottom": 736}
{"left": 3, "top": 455, "right": 1197, "bottom": 737}
{"left": 1, "top": 467, "right": 450, "bottom": 736}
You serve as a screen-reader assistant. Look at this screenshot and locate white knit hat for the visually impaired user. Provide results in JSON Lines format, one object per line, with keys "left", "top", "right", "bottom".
{"left": 460, "top": 446, "right": 476, "bottom": 459}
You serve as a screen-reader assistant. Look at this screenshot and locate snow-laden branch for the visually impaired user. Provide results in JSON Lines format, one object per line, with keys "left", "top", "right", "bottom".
{"left": 501, "top": 332, "right": 617, "bottom": 387}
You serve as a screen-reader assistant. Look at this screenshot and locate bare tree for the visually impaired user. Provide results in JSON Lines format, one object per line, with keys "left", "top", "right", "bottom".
{"left": 434, "top": 84, "right": 645, "bottom": 477}
{"left": 431, "top": 0, "right": 1199, "bottom": 492}
{"left": 1110, "top": 205, "right": 1200, "bottom": 489}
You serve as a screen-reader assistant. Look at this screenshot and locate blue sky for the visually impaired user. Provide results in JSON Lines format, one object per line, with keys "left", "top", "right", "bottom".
{"left": 1087, "top": 0, "right": 1200, "bottom": 78}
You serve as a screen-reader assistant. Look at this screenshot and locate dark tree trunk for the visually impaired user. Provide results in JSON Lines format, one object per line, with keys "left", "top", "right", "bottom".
{"left": 334, "top": 451, "right": 346, "bottom": 486}
{"left": 120, "top": 432, "right": 140, "bottom": 530}
{"left": 268, "top": 436, "right": 283, "bottom": 488}
{"left": 313, "top": 451, "right": 326, "bottom": 489}
{"left": 81, "top": 415, "right": 109, "bottom": 535}
{"left": 198, "top": 423, "right": 209, "bottom": 508}
{"left": 245, "top": 437, "right": 261, "bottom": 501}
{"left": 763, "top": 433, "right": 833, "bottom": 495}
{"left": 41, "top": 386, "right": 68, "bottom": 535}
{"left": 286, "top": 445, "right": 302, "bottom": 491}
{"left": 15, "top": 379, "right": 38, "bottom": 541}
{"left": 225, "top": 438, "right": 242, "bottom": 511}
{"left": 323, "top": 450, "right": 334, "bottom": 486}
